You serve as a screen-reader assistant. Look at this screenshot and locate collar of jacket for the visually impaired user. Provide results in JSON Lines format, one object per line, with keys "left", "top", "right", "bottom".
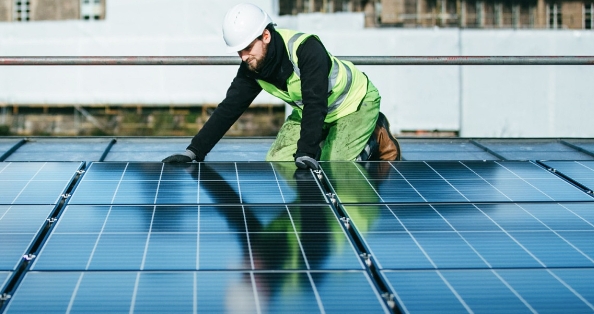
{"left": 244, "top": 29, "right": 293, "bottom": 90}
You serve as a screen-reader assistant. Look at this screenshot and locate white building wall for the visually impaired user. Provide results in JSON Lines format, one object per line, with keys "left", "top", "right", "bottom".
{"left": 0, "top": 0, "right": 593, "bottom": 137}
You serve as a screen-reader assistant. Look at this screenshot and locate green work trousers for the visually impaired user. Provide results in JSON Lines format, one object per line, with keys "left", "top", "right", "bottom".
{"left": 266, "top": 80, "right": 381, "bottom": 161}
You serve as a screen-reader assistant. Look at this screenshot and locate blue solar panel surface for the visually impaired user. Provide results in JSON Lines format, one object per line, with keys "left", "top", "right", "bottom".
{"left": 542, "top": 161, "right": 594, "bottom": 192}
{"left": 0, "top": 162, "right": 82, "bottom": 204}
{"left": 475, "top": 139, "right": 594, "bottom": 160}
{"left": 1, "top": 156, "right": 593, "bottom": 313}
{"left": 321, "top": 161, "right": 594, "bottom": 313}
{"left": 0, "top": 272, "right": 9, "bottom": 291}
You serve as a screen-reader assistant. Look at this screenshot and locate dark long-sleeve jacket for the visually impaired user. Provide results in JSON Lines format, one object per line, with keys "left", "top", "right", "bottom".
{"left": 187, "top": 29, "right": 331, "bottom": 161}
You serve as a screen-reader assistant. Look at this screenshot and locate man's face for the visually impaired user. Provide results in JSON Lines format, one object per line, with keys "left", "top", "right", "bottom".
{"left": 238, "top": 30, "right": 270, "bottom": 72}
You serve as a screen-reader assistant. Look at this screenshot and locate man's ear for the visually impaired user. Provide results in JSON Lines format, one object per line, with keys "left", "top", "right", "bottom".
{"left": 262, "top": 29, "right": 272, "bottom": 44}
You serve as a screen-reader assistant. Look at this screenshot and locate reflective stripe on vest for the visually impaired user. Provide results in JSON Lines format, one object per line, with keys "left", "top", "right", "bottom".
{"left": 284, "top": 33, "right": 354, "bottom": 114}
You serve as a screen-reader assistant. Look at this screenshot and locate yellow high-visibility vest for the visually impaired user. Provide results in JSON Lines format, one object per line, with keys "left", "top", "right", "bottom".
{"left": 257, "top": 29, "right": 368, "bottom": 122}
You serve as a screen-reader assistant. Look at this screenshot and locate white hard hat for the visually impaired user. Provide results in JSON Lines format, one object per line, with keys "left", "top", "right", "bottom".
{"left": 222, "top": 3, "right": 272, "bottom": 53}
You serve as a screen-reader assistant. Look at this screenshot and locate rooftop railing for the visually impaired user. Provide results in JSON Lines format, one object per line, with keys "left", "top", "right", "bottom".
{"left": 0, "top": 56, "right": 593, "bottom": 65}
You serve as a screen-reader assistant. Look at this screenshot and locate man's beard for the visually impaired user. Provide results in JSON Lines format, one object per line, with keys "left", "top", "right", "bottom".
{"left": 245, "top": 41, "right": 268, "bottom": 73}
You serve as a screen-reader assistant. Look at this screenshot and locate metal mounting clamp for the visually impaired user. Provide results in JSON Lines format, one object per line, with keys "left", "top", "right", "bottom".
{"left": 340, "top": 217, "right": 351, "bottom": 229}
{"left": 313, "top": 169, "right": 323, "bottom": 180}
{"left": 22, "top": 254, "right": 36, "bottom": 261}
{"left": 382, "top": 293, "right": 396, "bottom": 310}
{"left": 326, "top": 193, "right": 337, "bottom": 205}
{"left": 359, "top": 253, "right": 373, "bottom": 267}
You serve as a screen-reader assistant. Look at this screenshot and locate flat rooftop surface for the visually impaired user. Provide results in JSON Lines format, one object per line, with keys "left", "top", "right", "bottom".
{"left": 1, "top": 137, "right": 593, "bottom": 313}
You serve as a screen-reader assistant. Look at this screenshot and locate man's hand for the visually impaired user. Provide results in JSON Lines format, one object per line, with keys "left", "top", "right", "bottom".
{"left": 294, "top": 152, "right": 320, "bottom": 171}
{"left": 162, "top": 150, "right": 196, "bottom": 163}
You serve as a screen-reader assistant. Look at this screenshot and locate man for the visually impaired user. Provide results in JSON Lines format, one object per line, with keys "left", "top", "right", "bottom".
{"left": 163, "top": 3, "right": 401, "bottom": 169}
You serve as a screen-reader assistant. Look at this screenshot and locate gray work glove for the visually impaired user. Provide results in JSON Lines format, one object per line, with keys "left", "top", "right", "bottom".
{"left": 162, "top": 149, "right": 196, "bottom": 163}
{"left": 294, "top": 152, "right": 320, "bottom": 171}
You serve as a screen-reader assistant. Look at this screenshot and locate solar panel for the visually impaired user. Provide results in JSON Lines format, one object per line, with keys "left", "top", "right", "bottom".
{"left": 4, "top": 270, "right": 389, "bottom": 313}
{"left": 101, "top": 137, "right": 273, "bottom": 162}
{"left": 1, "top": 161, "right": 393, "bottom": 313}
{"left": 0, "top": 162, "right": 83, "bottom": 205}
{"left": 1, "top": 138, "right": 112, "bottom": 162}
{"left": 542, "top": 160, "right": 594, "bottom": 192}
{"left": 2, "top": 159, "right": 593, "bottom": 313}
{"left": 0, "top": 139, "right": 22, "bottom": 159}
{"left": 31, "top": 203, "right": 362, "bottom": 271}
{"left": 68, "top": 162, "right": 328, "bottom": 205}
{"left": 326, "top": 161, "right": 594, "bottom": 313}
{"left": 475, "top": 139, "right": 594, "bottom": 161}
{"left": 399, "top": 138, "right": 499, "bottom": 160}
{"left": 96, "top": 137, "right": 189, "bottom": 162}
{"left": 565, "top": 139, "right": 594, "bottom": 156}
{"left": 323, "top": 161, "right": 593, "bottom": 204}
{"left": 0, "top": 272, "right": 9, "bottom": 292}
{"left": 382, "top": 268, "right": 594, "bottom": 313}
{"left": 0, "top": 205, "right": 57, "bottom": 271}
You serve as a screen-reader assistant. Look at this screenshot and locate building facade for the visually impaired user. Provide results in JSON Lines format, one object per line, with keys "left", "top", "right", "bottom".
{"left": 279, "top": 0, "right": 594, "bottom": 29}
{"left": 0, "top": 0, "right": 105, "bottom": 22}
{"left": 1, "top": 0, "right": 590, "bottom": 29}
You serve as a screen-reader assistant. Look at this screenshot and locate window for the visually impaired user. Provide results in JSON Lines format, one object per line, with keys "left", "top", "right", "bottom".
{"left": 585, "top": 3, "right": 593, "bottom": 29}
{"left": 477, "top": 1, "right": 484, "bottom": 27}
{"left": 14, "top": 0, "right": 30, "bottom": 21}
{"left": 547, "top": 3, "right": 562, "bottom": 29}
{"left": 81, "top": 0, "right": 103, "bottom": 21}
